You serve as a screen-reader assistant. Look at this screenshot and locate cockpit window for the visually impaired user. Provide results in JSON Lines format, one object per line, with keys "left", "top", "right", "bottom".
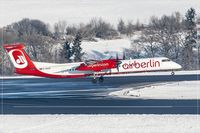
{"left": 162, "top": 59, "right": 171, "bottom": 62}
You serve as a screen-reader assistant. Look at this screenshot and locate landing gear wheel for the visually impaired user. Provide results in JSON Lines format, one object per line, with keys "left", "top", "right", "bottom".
{"left": 99, "top": 76, "right": 104, "bottom": 83}
{"left": 171, "top": 71, "right": 175, "bottom": 76}
{"left": 92, "top": 78, "right": 97, "bottom": 84}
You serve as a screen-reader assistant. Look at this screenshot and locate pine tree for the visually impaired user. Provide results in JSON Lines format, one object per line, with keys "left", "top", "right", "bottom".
{"left": 117, "top": 19, "right": 126, "bottom": 34}
{"left": 63, "top": 40, "right": 72, "bottom": 62}
{"left": 182, "top": 8, "right": 197, "bottom": 69}
{"left": 72, "top": 32, "right": 84, "bottom": 62}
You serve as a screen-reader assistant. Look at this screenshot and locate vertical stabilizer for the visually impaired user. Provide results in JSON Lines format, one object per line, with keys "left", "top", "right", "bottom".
{"left": 3, "top": 43, "right": 37, "bottom": 75}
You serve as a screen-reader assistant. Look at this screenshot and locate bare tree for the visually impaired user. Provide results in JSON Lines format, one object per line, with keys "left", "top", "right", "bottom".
{"left": 126, "top": 21, "right": 134, "bottom": 36}
{"left": 54, "top": 20, "right": 67, "bottom": 39}
{"left": 0, "top": 28, "right": 20, "bottom": 75}
{"left": 133, "top": 28, "right": 159, "bottom": 58}
{"left": 148, "top": 14, "right": 185, "bottom": 59}
{"left": 89, "top": 18, "right": 118, "bottom": 39}
{"left": 66, "top": 25, "right": 78, "bottom": 36}
{"left": 77, "top": 23, "right": 96, "bottom": 41}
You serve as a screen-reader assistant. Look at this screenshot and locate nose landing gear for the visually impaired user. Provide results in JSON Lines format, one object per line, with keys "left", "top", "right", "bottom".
{"left": 171, "top": 71, "right": 175, "bottom": 75}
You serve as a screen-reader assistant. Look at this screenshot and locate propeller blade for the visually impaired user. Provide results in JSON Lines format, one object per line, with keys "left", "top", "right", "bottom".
{"left": 116, "top": 52, "right": 121, "bottom": 72}
{"left": 117, "top": 65, "right": 119, "bottom": 72}
{"left": 123, "top": 51, "right": 126, "bottom": 60}
{"left": 109, "top": 56, "right": 113, "bottom": 59}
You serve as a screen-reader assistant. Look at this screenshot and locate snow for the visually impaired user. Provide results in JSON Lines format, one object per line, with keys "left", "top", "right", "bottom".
{"left": 1, "top": 0, "right": 200, "bottom": 27}
{"left": 82, "top": 38, "right": 132, "bottom": 59}
{"left": 110, "top": 81, "right": 200, "bottom": 99}
{"left": 82, "top": 38, "right": 131, "bottom": 53}
{"left": 0, "top": 115, "right": 199, "bottom": 133}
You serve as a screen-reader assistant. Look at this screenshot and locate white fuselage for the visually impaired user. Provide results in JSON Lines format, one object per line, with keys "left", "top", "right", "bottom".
{"left": 33, "top": 57, "right": 182, "bottom": 77}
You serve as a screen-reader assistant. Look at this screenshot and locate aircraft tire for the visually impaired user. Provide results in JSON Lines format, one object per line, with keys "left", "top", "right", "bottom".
{"left": 92, "top": 78, "right": 97, "bottom": 84}
{"left": 99, "top": 76, "right": 104, "bottom": 83}
{"left": 171, "top": 71, "right": 175, "bottom": 76}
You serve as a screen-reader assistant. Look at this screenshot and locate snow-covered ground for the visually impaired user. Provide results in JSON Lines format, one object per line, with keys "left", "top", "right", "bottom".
{"left": 0, "top": 115, "right": 199, "bottom": 133}
{"left": 82, "top": 38, "right": 132, "bottom": 59}
{"left": 110, "top": 81, "right": 200, "bottom": 99}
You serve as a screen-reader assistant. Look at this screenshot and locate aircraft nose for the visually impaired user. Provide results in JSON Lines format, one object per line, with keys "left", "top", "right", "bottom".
{"left": 176, "top": 63, "right": 182, "bottom": 69}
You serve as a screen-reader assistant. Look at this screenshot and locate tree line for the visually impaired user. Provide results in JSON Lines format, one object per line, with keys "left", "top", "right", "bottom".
{"left": 0, "top": 7, "right": 199, "bottom": 75}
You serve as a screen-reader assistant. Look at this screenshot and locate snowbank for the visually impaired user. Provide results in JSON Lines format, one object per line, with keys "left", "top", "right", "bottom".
{"left": 82, "top": 38, "right": 132, "bottom": 59}
{"left": 0, "top": 115, "right": 199, "bottom": 133}
{"left": 110, "top": 81, "right": 200, "bottom": 99}
{"left": 82, "top": 38, "right": 131, "bottom": 52}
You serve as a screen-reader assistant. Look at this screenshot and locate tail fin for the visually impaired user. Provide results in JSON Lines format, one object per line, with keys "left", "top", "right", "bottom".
{"left": 3, "top": 43, "right": 37, "bottom": 75}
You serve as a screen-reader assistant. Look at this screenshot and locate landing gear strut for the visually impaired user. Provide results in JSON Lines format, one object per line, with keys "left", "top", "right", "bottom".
{"left": 171, "top": 71, "right": 175, "bottom": 75}
{"left": 91, "top": 73, "right": 104, "bottom": 83}
{"left": 92, "top": 73, "right": 97, "bottom": 83}
{"left": 92, "top": 78, "right": 97, "bottom": 83}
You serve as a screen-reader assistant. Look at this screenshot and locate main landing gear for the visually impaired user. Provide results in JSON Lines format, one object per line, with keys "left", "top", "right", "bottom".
{"left": 92, "top": 73, "right": 104, "bottom": 83}
{"left": 98, "top": 76, "right": 104, "bottom": 83}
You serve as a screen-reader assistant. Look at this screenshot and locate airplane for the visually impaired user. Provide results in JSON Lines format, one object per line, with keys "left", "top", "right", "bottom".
{"left": 3, "top": 43, "right": 182, "bottom": 83}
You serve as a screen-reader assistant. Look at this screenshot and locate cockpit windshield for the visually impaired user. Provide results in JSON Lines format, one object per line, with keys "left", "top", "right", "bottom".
{"left": 161, "top": 59, "right": 171, "bottom": 62}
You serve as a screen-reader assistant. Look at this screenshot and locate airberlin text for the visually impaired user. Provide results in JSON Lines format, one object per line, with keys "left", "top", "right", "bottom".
{"left": 122, "top": 60, "right": 160, "bottom": 69}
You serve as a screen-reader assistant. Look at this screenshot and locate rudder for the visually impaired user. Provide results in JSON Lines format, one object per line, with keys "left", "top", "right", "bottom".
{"left": 3, "top": 43, "right": 37, "bottom": 75}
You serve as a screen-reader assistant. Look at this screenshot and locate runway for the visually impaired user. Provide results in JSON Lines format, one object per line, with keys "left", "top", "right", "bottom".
{"left": 0, "top": 72, "right": 200, "bottom": 114}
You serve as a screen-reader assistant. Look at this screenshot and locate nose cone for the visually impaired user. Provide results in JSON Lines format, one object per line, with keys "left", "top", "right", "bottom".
{"left": 176, "top": 63, "right": 182, "bottom": 70}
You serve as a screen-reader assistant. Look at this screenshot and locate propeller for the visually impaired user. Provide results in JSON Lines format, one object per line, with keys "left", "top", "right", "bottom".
{"left": 123, "top": 51, "right": 126, "bottom": 60}
{"left": 116, "top": 53, "right": 122, "bottom": 72}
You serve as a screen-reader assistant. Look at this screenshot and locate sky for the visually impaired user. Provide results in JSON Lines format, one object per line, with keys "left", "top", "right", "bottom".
{"left": 0, "top": 0, "right": 199, "bottom": 27}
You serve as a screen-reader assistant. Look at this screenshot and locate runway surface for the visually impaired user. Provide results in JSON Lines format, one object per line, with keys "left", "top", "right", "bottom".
{"left": 0, "top": 73, "right": 200, "bottom": 114}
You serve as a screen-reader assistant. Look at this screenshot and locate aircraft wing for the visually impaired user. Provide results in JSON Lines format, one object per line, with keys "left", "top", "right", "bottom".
{"left": 84, "top": 60, "right": 99, "bottom": 65}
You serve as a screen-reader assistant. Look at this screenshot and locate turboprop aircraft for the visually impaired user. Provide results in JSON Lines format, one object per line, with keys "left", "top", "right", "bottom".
{"left": 3, "top": 43, "right": 182, "bottom": 83}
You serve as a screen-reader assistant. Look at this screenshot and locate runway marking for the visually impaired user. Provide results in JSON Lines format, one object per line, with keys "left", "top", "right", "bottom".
{"left": 13, "top": 105, "right": 200, "bottom": 109}
{"left": 14, "top": 105, "right": 174, "bottom": 108}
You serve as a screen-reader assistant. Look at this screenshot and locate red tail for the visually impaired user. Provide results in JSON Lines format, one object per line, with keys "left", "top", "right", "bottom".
{"left": 3, "top": 43, "right": 37, "bottom": 75}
